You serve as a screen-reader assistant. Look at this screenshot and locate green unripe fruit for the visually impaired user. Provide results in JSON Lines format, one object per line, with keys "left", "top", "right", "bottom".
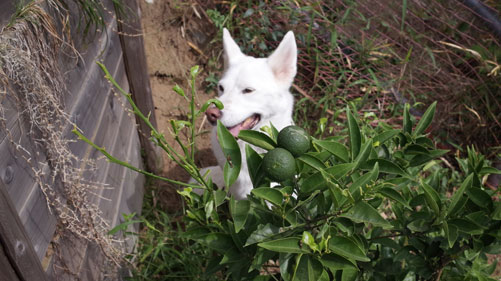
{"left": 262, "top": 148, "right": 296, "bottom": 182}
{"left": 277, "top": 125, "right": 311, "bottom": 157}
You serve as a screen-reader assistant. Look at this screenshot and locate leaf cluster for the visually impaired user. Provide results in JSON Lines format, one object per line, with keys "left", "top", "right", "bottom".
{"left": 180, "top": 102, "right": 501, "bottom": 280}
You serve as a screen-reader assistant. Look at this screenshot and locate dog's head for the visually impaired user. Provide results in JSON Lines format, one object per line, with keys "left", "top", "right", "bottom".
{"left": 206, "top": 29, "right": 297, "bottom": 137}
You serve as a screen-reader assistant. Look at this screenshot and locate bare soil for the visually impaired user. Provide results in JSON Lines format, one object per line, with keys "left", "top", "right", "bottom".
{"left": 139, "top": 0, "right": 217, "bottom": 211}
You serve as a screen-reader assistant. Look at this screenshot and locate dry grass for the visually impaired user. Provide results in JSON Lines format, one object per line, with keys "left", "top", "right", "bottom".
{"left": 0, "top": 0, "right": 125, "bottom": 276}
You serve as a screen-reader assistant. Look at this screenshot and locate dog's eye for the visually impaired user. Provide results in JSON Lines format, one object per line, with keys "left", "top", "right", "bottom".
{"left": 218, "top": 84, "right": 224, "bottom": 92}
{"left": 242, "top": 88, "right": 255, "bottom": 94}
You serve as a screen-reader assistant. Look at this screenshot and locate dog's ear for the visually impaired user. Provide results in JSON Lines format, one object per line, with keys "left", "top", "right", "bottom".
{"left": 223, "top": 28, "right": 244, "bottom": 69}
{"left": 267, "top": 31, "right": 297, "bottom": 86}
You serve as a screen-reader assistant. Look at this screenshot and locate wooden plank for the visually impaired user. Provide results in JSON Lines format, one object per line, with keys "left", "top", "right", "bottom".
{"left": 0, "top": 242, "right": 21, "bottom": 281}
{"left": 116, "top": 0, "right": 163, "bottom": 173}
{"left": 0, "top": 181, "right": 49, "bottom": 281}
{"left": 0, "top": 1, "right": 15, "bottom": 28}
{"left": 112, "top": 129, "right": 144, "bottom": 253}
{"left": 61, "top": 0, "right": 118, "bottom": 109}
{"left": 47, "top": 63, "right": 135, "bottom": 279}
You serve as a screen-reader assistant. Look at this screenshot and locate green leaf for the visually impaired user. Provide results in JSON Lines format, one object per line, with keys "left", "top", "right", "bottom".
{"left": 403, "top": 103, "right": 412, "bottom": 134}
{"left": 347, "top": 107, "right": 361, "bottom": 160}
{"left": 217, "top": 120, "right": 241, "bottom": 187}
{"left": 342, "top": 268, "right": 359, "bottom": 281}
{"left": 258, "top": 237, "right": 309, "bottom": 254}
{"left": 343, "top": 201, "right": 393, "bottom": 229}
{"left": 214, "top": 189, "right": 226, "bottom": 206}
{"left": 252, "top": 187, "right": 283, "bottom": 206}
{"left": 447, "top": 173, "right": 473, "bottom": 217}
{"left": 172, "top": 84, "right": 186, "bottom": 98}
{"left": 480, "top": 166, "right": 501, "bottom": 175}
{"left": 421, "top": 182, "right": 441, "bottom": 215}
{"left": 245, "top": 223, "right": 280, "bottom": 246}
{"left": 466, "top": 187, "right": 493, "bottom": 209}
{"left": 245, "top": 144, "right": 262, "bottom": 187}
{"left": 301, "top": 231, "right": 319, "bottom": 252}
{"left": 320, "top": 253, "right": 357, "bottom": 271}
{"left": 204, "top": 233, "right": 235, "bottom": 253}
{"left": 230, "top": 197, "right": 250, "bottom": 233}
{"left": 353, "top": 140, "right": 373, "bottom": 171}
{"left": 190, "top": 65, "right": 200, "bottom": 78}
{"left": 348, "top": 162, "right": 379, "bottom": 202}
{"left": 301, "top": 163, "right": 354, "bottom": 193}
{"left": 361, "top": 159, "right": 408, "bottom": 177}
{"left": 373, "top": 129, "right": 399, "bottom": 145}
{"left": 448, "top": 218, "right": 483, "bottom": 235}
{"left": 443, "top": 222, "right": 458, "bottom": 248}
{"left": 293, "top": 255, "right": 323, "bottom": 281}
{"left": 238, "top": 130, "right": 276, "bottom": 150}
{"left": 313, "top": 139, "right": 349, "bottom": 162}
{"left": 413, "top": 101, "right": 436, "bottom": 136}
{"left": 280, "top": 253, "right": 294, "bottom": 281}
{"left": 298, "top": 154, "right": 327, "bottom": 171}
{"left": 108, "top": 219, "right": 142, "bottom": 235}
{"left": 198, "top": 99, "right": 224, "bottom": 114}
{"left": 378, "top": 187, "right": 410, "bottom": 209}
{"left": 409, "top": 149, "right": 449, "bottom": 167}
{"left": 493, "top": 202, "right": 501, "bottom": 220}
{"left": 328, "top": 236, "right": 370, "bottom": 262}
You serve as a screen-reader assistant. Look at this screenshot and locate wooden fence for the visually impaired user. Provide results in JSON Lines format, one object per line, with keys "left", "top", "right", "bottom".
{"left": 0, "top": 0, "right": 159, "bottom": 279}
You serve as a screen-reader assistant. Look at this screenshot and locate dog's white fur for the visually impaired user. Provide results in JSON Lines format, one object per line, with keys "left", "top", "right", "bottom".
{"left": 199, "top": 29, "right": 297, "bottom": 200}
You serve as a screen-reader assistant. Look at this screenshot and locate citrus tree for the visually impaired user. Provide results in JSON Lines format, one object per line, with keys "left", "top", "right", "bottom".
{"left": 180, "top": 103, "right": 501, "bottom": 280}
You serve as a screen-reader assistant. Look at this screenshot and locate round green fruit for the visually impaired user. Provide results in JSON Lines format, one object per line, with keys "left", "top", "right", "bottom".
{"left": 262, "top": 148, "right": 296, "bottom": 182}
{"left": 277, "top": 125, "right": 311, "bottom": 157}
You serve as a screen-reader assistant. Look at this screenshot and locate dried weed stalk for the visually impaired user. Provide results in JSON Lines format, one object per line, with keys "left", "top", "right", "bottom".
{"left": 0, "top": 0, "right": 124, "bottom": 275}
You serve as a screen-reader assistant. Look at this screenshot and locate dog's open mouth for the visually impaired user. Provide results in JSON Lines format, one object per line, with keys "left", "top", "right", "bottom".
{"left": 227, "top": 114, "right": 261, "bottom": 137}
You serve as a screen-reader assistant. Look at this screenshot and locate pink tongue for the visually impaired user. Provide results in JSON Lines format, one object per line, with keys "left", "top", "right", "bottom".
{"left": 228, "top": 123, "right": 244, "bottom": 138}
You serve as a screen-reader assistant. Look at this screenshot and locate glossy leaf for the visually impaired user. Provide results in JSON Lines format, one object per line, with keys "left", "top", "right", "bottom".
{"left": 361, "top": 159, "right": 408, "bottom": 177}
{"left": 409, "top": 149, "right": 448, "bottom": 167}
{"left": 443, "top": 222, "right": 458, "bottom": 248}
{"left": 328, "top": 236, "right": 370, "bottom": 262}
{"left": 258, "top": 237, "right": 309, "bottom": 254}
{"left": 421, "top": 182, "right": 441, "bottom": 215}
{"left": 448, "top": 218, "right": 483, "bottom": 235}
{"left": 252, "top": 187, "right": 283, "bottom": 206}
{"left": 293, "top": 255, "right": 323, "bottom": 281}
{"left": 347, "top": 107, "right": 361, "bottom": 160}
{"left": 245, "top": 223, "right": 280, "bottom": 246}
{"left": 238, "top": 130, "right": 276, "bottom": 150}
{"left": 348, "top": 162, "right": 379, "bottom": 202}
{"left": 466, "top": 187, "right": 492, "bottom": 209}
{"left": 313, "top": 139, "right": 349, "bottom": 162}
{"left": 373, "top": 129, "right": 399, "bottom": 146}
{"left": 447, "top": 173, "right": 473, "bottom": 217}
{"left": 320, "top": 253, "right": 357, "bottom": 271}
{"left": 229, "top": 197, "right": 250, "bottom": 233}
{"left": 413, "top": 101, "right": 436, "bottom": 136}
{"left": 301, "top": 163, "right": 354, "bottom": 193}
{"left": 301, "top": 231, "right": 319, "bottom": 252}
{"left": 343, "top": 201, "right": 393, "bottom": 229}
{"left": 298, "top": 154, "right": 327, "bottom": 171}
{"left": 353, "top": 140, "right": 373, "bottom": 171}
{"left": 245, "top": 144, "right": 262, "bottom": 187}
{"left": 378, "top": 187, "right": 410, "bottom": 209}
{"left": 217, "top": 120, "right": 241, "bottom": 187}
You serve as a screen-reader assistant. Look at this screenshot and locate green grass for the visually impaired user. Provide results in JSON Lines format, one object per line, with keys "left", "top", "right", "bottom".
{"left": 126, "top": 185, "right": 220, "bottom": 281}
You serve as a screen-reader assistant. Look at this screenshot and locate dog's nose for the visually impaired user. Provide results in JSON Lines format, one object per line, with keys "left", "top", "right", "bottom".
{"left": 206, "top": 107, "right": 222, "bottom": 124}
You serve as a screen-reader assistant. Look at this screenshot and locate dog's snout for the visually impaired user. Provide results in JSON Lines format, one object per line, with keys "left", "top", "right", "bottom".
{"left": 206, "top": 107, "right": 222, "bottom": 124}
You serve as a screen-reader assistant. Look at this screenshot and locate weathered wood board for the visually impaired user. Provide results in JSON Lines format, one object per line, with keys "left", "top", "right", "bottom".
{"left": 0, "top": 0, "right": 153, "bottom": 279}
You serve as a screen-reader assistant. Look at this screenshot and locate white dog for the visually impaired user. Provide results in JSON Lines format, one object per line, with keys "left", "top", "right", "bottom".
{"left": 200, "top": 28, "right": 297, "bottom": 200}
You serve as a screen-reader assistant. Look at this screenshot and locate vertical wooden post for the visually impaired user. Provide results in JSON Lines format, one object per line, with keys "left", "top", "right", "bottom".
{"left": 0, "top": 182, "right": 49, "bottom": 281}
{"left": 115, "top": 0, "right": 163, "bottom": 173}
